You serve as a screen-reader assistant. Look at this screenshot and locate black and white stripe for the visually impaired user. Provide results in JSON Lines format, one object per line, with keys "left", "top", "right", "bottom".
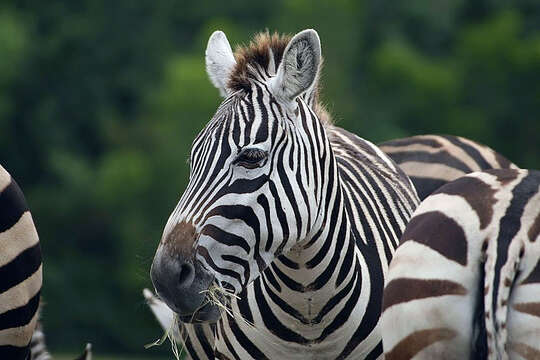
{"left": 381, "top": 168, "right": 540, "bottom": 359}
{"left": 0, "top": 165, "right": 42, "bottom": 360}
{"left": 29, "top": 315, "right": 51, "bottom": 360}
{"left": 379, "top": 135, "right": 517, "bottom": 200}
{"left": 149, "top": 29, "right": 419, "bottom": 359}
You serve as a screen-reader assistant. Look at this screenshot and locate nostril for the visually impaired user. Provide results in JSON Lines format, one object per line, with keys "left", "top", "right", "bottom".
{"left": 178, "top": 262, "right": 195, "bottom": 288}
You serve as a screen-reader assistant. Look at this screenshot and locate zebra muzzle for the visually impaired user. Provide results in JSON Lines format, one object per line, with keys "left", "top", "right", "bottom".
{"left": 150, "top": 243, "right": 220, "bottom": 323}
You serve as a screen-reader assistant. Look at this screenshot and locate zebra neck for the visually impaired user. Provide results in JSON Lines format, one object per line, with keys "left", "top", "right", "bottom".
{"left": 262, "top": 187, "right": 355, "bottom": 319}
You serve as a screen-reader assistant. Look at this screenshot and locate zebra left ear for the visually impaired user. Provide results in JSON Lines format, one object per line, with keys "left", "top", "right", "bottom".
{"left": 206, "top": 31, "right": 237, "bottom": 97}
{"left": 270, "top": 29, "right": 321, "bottom": 104}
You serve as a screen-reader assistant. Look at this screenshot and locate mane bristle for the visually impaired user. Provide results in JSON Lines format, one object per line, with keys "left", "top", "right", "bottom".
{"left": 227, "top": 31, "right": 333, "bottom": 125}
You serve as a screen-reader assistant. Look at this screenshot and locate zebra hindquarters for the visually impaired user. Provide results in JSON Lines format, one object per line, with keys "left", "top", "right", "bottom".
{"left": 380, "top": 193, "right": 487, "bottom": 360}
{"left": 0, "top": 166, "right": 42, "bottom": 360}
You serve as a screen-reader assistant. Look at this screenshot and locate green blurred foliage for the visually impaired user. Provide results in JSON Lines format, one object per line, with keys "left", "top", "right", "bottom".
{"left": 0, "top": 0, "right": 538, "bottom": 356}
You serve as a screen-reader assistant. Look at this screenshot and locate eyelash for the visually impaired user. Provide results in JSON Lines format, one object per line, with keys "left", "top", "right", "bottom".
{"left": 233, "top": 148, "right": 268, "bottom": 169}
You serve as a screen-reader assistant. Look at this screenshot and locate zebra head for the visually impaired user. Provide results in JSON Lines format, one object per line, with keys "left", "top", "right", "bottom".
{"left": 151, "top": 29, "right": 328, "bottom": 322}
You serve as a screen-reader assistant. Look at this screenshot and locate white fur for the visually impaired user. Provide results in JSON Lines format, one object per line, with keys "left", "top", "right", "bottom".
{"left": 269, "top": 29, "right": 321, "bottom": 103}
{"left": 205, "top": 31, "right": 237, "bottom": 97}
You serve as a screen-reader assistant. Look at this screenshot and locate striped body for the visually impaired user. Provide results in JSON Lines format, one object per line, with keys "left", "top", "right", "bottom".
{"left": 149, "top": 30, "right": 419, "bottom": 359}
{"left": 210, "top": 126, "right": 418, "bottom": 359}
{"left": 0, "top": 165, "right": 42, "bottom": 360}
{"left": 381, "top": 169, "right": 540, "bottom": 359}
{"left": 379, "top": 135, "right": 517, "bottom": 200}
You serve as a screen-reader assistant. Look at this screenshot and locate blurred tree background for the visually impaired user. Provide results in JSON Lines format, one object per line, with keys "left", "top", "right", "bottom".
{"left": 0, "top": 0, "right": 538, "bottom": 357}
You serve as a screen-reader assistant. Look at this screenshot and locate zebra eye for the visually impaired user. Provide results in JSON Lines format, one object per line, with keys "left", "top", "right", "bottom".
{"left": 233, "top": 148, "right": 268, "bottom": 169}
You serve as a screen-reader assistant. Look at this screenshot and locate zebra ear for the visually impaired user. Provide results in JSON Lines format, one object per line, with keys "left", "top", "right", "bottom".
{"left": 270, "top": 29, "right": 321, "bottom": 104}
{"left": 205, "top": 31, "right": 237, "bottom": 97}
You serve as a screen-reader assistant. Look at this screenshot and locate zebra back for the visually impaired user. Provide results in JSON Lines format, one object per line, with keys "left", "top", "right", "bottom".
{"left": 0, "top": 165, "right": 42, "bottom": 359}
{"left": 379, "top": 134, "right": 517, "bottom": 200}
{"left": 381, "top": 168, "right": 540, "bottom": 359}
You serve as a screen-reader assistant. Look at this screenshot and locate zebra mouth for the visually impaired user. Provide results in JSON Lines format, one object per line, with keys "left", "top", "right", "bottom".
{"left": 176, "top": 299, "right": 221, "bottom": 323}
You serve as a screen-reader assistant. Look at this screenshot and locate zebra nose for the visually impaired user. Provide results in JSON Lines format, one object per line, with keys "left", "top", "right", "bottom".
{"left": 151, "top": 220, "right": 199, "bottom": 291}
{"left": 150, "top": 251, "right": 196, "bottom": 292}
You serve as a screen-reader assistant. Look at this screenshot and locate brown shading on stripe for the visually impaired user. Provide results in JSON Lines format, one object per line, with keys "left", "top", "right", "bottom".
{"left": 486, "top": 168, "right": 520, "bottom": 185}
{"left": 522, "top": 259, "right": 540, "bottom": 285}
{"left": 385, "top": 328, "right": 457, "bottom": 360}
{"left": 494, "top": 152, "right": 515, "bottom": 169}
{"left": 379, "top": 136, "right": 443, "bottom": 149}
{"left": 529, "top": 211, "right": 540, "bottom": 242}
{"left": 434, "top": 176, "right": 496, "bottom": 230}
{"left": 508, "top": 342, "right": 540, "bottom": 360}
{"left": 383, "top": 278, "right": 467, "bottom": 311}
{"left": 163, "top": 221, "right": 197, "bottom": 257}
{"left": 513, "top": 302, "right": 540, "bottom": 318}
{"left": 401, "top": 211, "right": 468, "bottom": 265}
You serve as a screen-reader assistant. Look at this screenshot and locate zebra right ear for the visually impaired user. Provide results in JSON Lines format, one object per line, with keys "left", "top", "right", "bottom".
{"left": 205, "top": 31, "right": 237, "bottom": 97}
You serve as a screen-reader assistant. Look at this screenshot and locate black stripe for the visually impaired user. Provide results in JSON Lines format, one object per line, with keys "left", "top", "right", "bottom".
{"left": 253, "top": 84, "right": 269, "bottom": 144}
{"left": 441, "top": 135, "right": 492, "bottom": 170}
{"left": 0, "top": 177, "right": 29, "bottom": 233}
{"left": 261, "top": 275, "right": 310, "bottom": 324}
{"left": 0, "top": 242, "right": 41, "bottom": 293}
{"left": 314, "top": 259, "right": 357, "bottom": 323}
{"left": 0, "top": 290, "right": 40, "bottom": 330}
{"left": 194, "top": 323, "right": 216, "bottom": 359}
{"left": 386, "top": 149, "right": 472, "bottom": 173}
{"left": 0, "top": 344, "right": 30, "bottom": 360}
{"left": 410, "top": 176, "right": 448, "bottom": 201}
{"left": 379, "top": 137, "right": 442, "bottom": 149}
{"left": 218, "top": 318, "right": 241, "bottom": 360}
{"left": 365, "top": 341, "right": 383, "bottom": 360}
{"left": 200, "top": 224, "right": 250, "bottom": 254}
{"left": 226, "top": 308, "right": 267, "bottom": 359}
{"left": 261, "top": 266, "right": 281, "bottom": 292}
{"left": 253, "top": 278, "right": 308, "bottom": 344}
{"left": 270, "top": 263, "right": 303, "bottom": 292}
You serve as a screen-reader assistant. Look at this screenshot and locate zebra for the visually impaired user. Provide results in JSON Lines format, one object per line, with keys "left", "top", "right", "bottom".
{"left": 0, "top": 164, "right": 92, "bottom": 360}
{"left": 0, "top": 164, "right": 42, "bottom": 359}
{"left": 379, "top": 135, "right": 518, "bottom": 201}
{"left": 381, "top": 168, "right": 540, "bottom": 359}
{"left": 143, "top": 133, "right": 518, "bottom": 357}
{"left": 149, "top": 29, "right": 419, "bottom": 359}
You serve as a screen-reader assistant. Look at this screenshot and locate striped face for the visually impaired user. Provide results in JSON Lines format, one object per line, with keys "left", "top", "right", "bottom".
{"left": 151, "top": 29, "right": 324, "bottom": 322}
{"left": 177, "top": 89, "right": 322, "bottom": 286}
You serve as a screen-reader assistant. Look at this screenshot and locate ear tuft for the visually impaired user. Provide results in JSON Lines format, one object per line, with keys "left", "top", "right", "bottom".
{"left": 270, "top": 29, "right": 321, "bottom": 103}
{"left": 205, "top": 31, "right": 237, "bottom": 97}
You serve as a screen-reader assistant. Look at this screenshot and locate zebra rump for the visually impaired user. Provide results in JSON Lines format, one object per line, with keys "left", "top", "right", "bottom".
{"left": 381, "top": 168, "right": 540, "bottom": 359}
{"left": 0, "top": 165, "right": 42, "bottom": 360}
